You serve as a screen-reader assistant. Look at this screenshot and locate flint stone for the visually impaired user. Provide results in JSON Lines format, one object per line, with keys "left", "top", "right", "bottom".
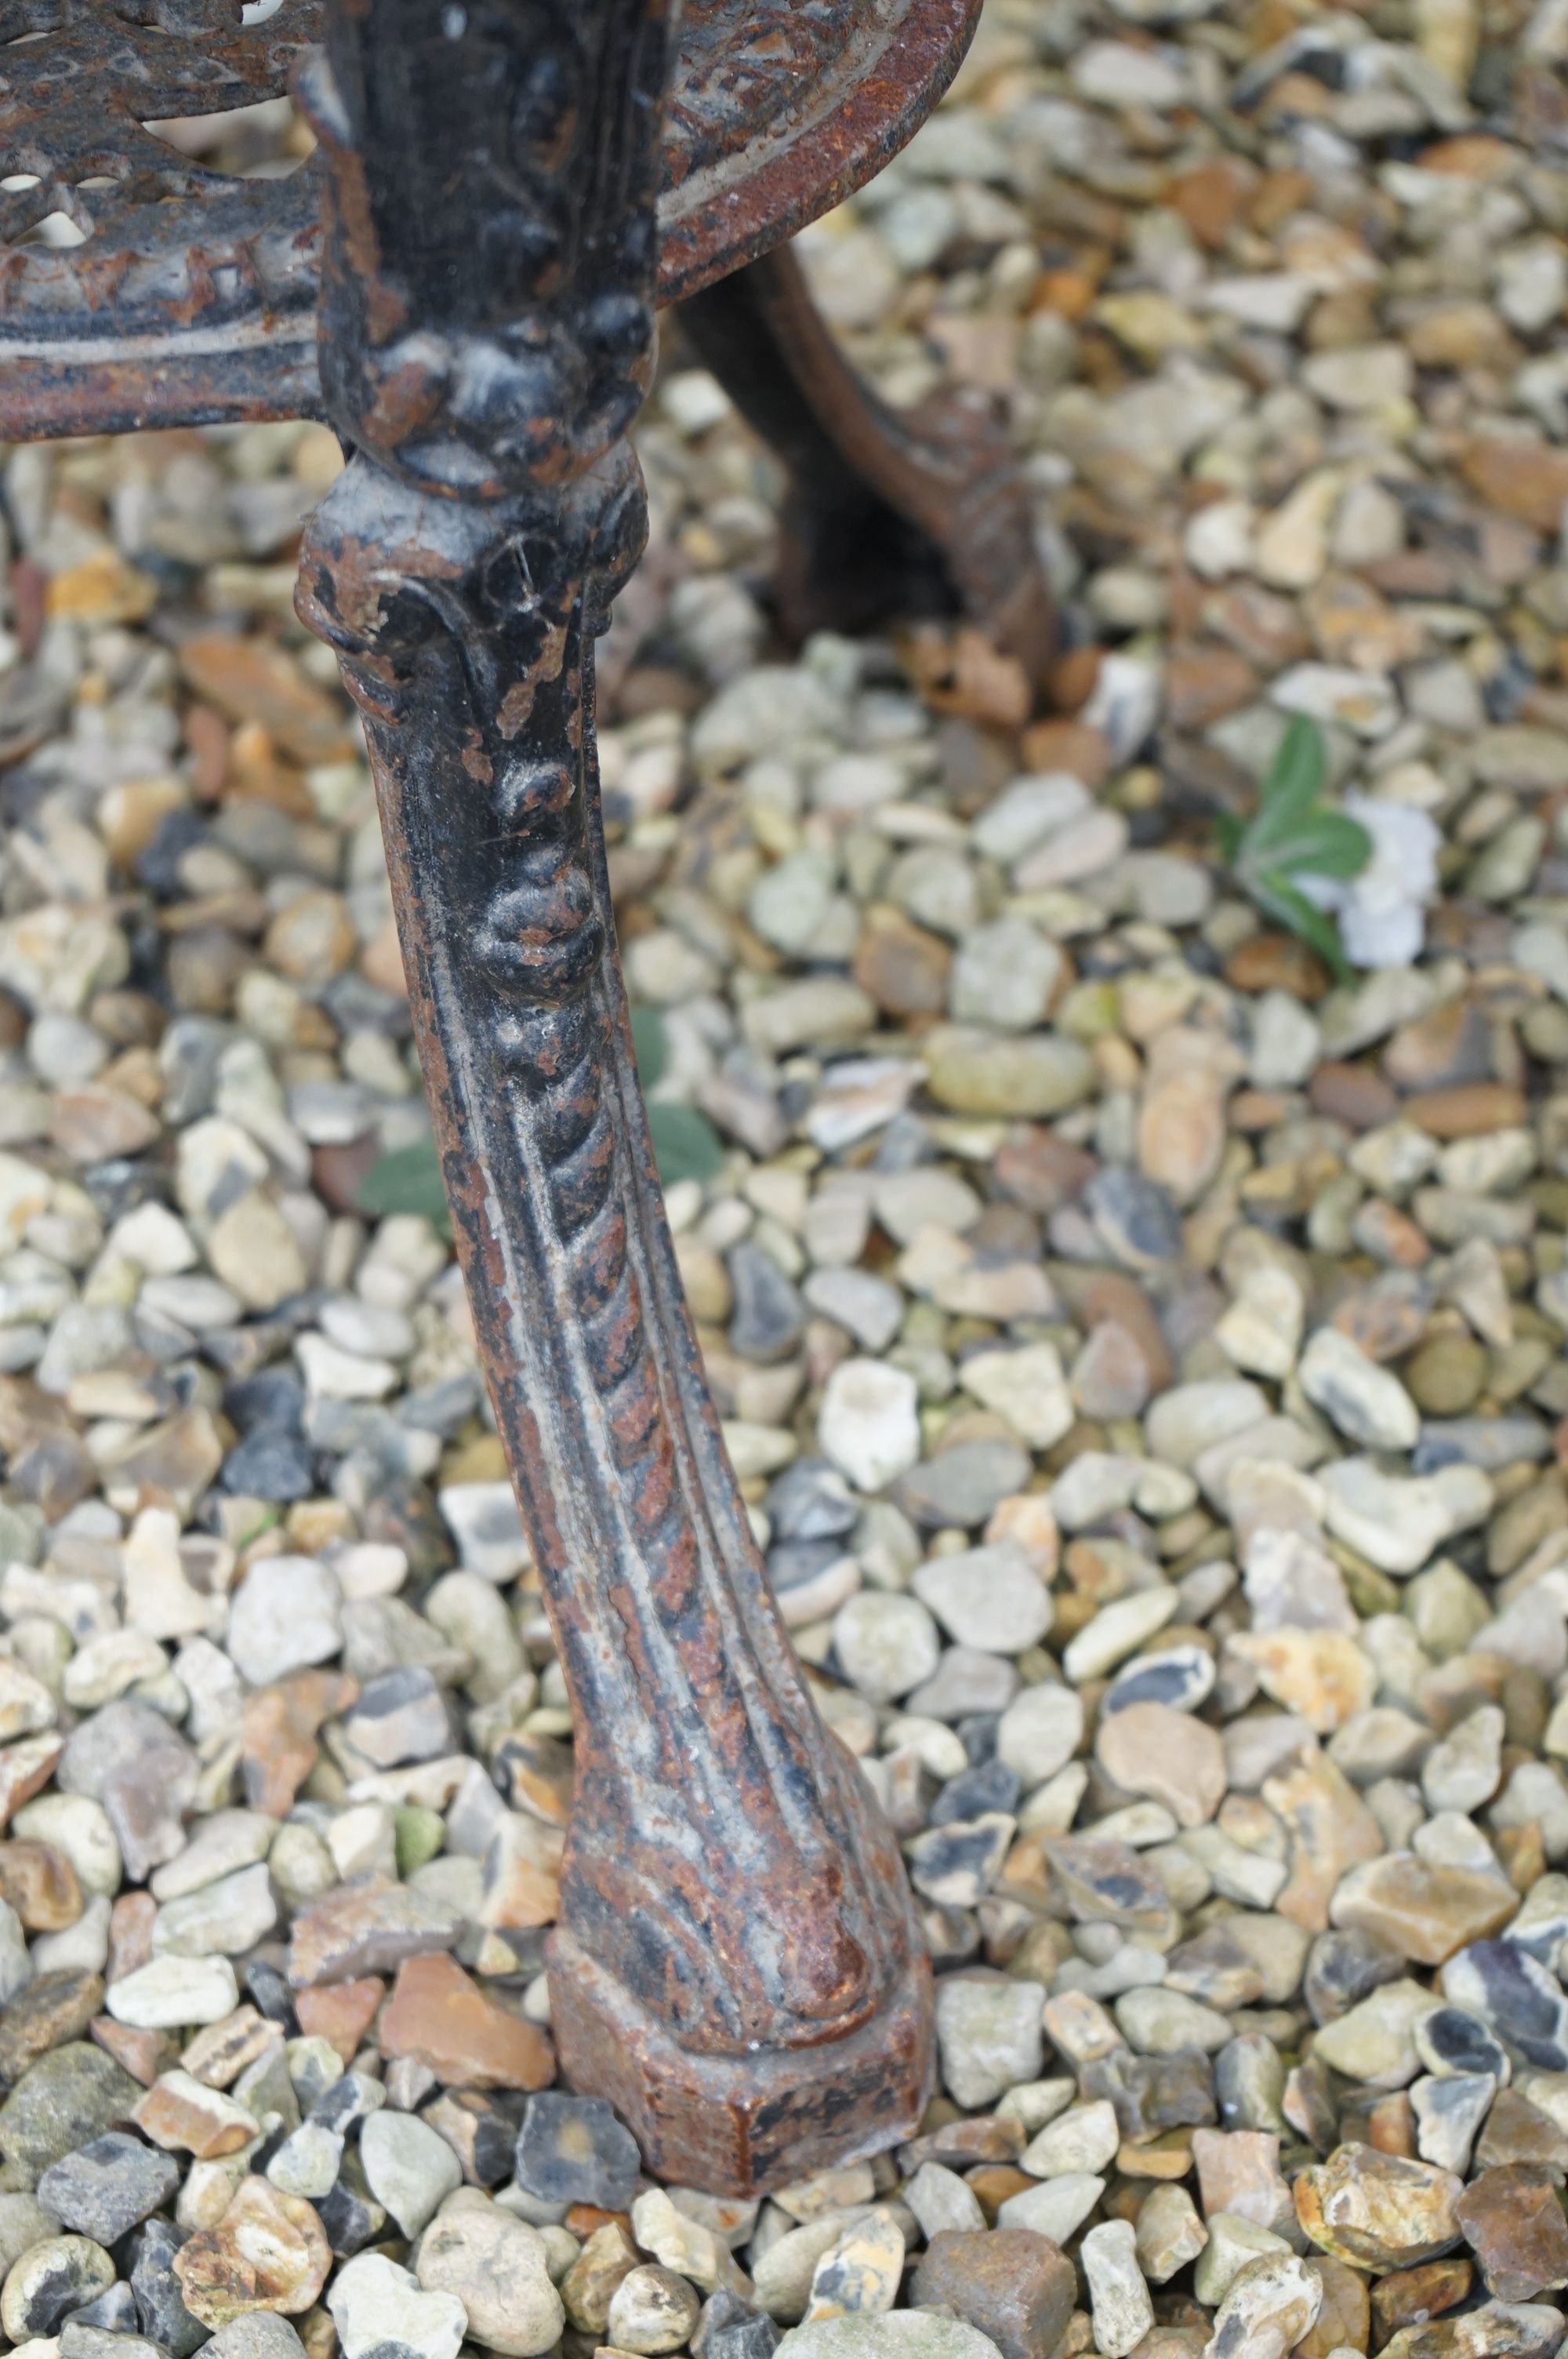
{"left": 36, "top": 2132, "right": 179, "bottom": 2243}
{"left": 1444, "top": 1945, "right": 1568, "bottom": 2072}
{"left": 514, "top": 2091, "right": 641, "bottom": 2212}
{"left": 130, "top": 2218, "right": 209, "bottom": 2357}
{"left": 1, "top": 2237, "right": 115, "bottom": 2340}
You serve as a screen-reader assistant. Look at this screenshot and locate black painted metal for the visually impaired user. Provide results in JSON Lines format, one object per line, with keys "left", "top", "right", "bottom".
{"left": 292, "top": 0, "right": 933, "bottom": 2193}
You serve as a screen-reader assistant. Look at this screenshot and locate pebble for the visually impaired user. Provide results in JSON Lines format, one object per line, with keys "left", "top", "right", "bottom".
{"left": 415, "top": 2194, "right": 564, "bottom": 2357}
{"left": 818, "top": 1362, "right": 920, "bottom": 1495}
{"left": 1135, "top": 2185, "right": 1208, "bottom": 2284}
{"left": 328, "top": 2254, "right": 466, "bottom": 2359}
{"left": 0, "top": 2043, "right": 142, "bottom": 2178}
{"left": 1079, "top": 2219, "right": 1152, "bottom": 2359}
{"left": 912, "top": 1547, "right": 1051, "bottom": 1656}
{"left": 833, "top": 1595, "right": 940, "bottom": 1707}
{"left": 514, "top": 2090, "right": 641, "bottom": 2211}
{"left": 35, "top": 2135, "right": 180, "bottom": 2243}
{"left": 1, "top": 2238, "right": 116, "bottom": 2340}
{"left": 380, "top": 1954, "right": 552, "bottom": 2091}
{"left": 1295, "top": 2146, "right": 1463, "bottom": 2269}
{"left": 172, "top": 2175, "right": 331, "bottom": 2326}
{"left": 776, "top": 2322, "right": 1004, "bottom": 2359}
{"left": 1203, "top": 2253, "right": 1321, "bottom": 2359}
{"left": 358, "top": 2110, "right": 463, "bottom": 2237}
{"left": 805, "top": 2210, "right": 904, "bottom": 2321}
{"left": 107, "top": 1956, "right": 239, "bottom": 2029}
{"left": 1095, "top": 1702, "right": 1225, "bottom": 1828}
{"left": 1298, "top": 1329, "right": 1420, "bottom": 1452}
{"left": 603, "top": 2255, "right": 698, "bottom": 2349}
{"left": 934, "top": 1978, "right": 1044, "bottom": 2110}
{"left": 225, "top": 1560, "right": 342, "bottom": 1688}
{"left": 630, "top": 2191, "right": 747, "bottom": 2296}
{"left": 908, "top": 2230, "right": 1073, "bottom": 2359}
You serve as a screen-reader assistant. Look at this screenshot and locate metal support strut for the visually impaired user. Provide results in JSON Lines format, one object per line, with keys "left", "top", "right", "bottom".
{"left": 294, "top": 0, "right": 933, "bottom": 2194}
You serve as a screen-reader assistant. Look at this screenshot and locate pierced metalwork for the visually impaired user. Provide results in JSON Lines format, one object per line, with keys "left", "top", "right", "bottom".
{"left": 0, "top": 0, "right": 979, "bottom": 435}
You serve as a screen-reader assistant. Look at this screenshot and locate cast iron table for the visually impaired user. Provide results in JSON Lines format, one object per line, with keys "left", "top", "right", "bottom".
{"left": 0, "top": 0, "right": 1047, "bottom": 2191}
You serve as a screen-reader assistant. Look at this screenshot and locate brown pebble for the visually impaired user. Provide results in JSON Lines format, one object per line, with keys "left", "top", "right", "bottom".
{"left": 294, "top": 1978, "right": 385, "bottom": 2065}
{"left": 966, "top": 2165, "right": 1036, "bottom": 2219}
{"left": 180, "top": 2008, "right": 284, "bottom": 2092}
{"left": 379, "top": 1951, "right": 554, "bottom": 2090}
{"left": 1328, "top": 1852, "right": 1519, "bottom": 1965}
{"left": 1498, "top": 1823, "right": 1547, "bottom": 1893}
{"left": 90, "top": 2016, "right": 175, "bottom": 2087}
{"left": 1460, "top": 435, "right": 1568, "bottom": 533}
{"left": 1403, "top": 1083, "right": 1527, "bottom": 1137}
{"left": 134, "top": 2070, "right": 259, "bottom": 2159}
{"left": 901, "top": 2117, "right": 1026, "bottom": 2171}
{"left": 49, "top": 1086, "right": 162, "bottom": 1165}
{"left": 179, "top": 634, "right": 351, "bottom": 766}
{"left": 241, "top": 1670, "right": 360, "bottom": 1821}
{"left": 310, "top": 1139, "right": 379, "bottom": 1217}
{"left": 1168, "top": 155, "right": 1261, "bottom": 246}
{"left": 993, "top": 1127, "right": 1096, "bottom": 1216}
{"left": 107, "top": 1891, "right": 158, "bottom": 1983}
{"left": 1308, "top": 1063, "right": 1399, "bottom": 1129}
{"left": 1365, "top": 2092, "right": 1419, "bottom": 2158}
{"left": 0, "top": 1970, "right": 106, "bottom": 2081}
{"left": 1018, "top": 718, "right": 1110, "bottom": 785}
{"left": 563, "top": 2204, "right": 630, "bottom": 2241}
{"left": 1163, "top": 645, "right": 1256, "bottom": 730}
{"left": 1078, "top": 1271, "right": 1174, "bottom": 1394}
{"left": 561, "top": 2221, "right": 638, "bottom": 2334}
{"left": 912, "top": 2229, "right": 1077, "bottom": 2359}
{"left": 0, "top": 1841, "right": 81, "bottom": 1932}
{"left": 1296, "top": 2143, "right": 1461, "bottom": 2268}
{"left": 1370, "top": 2257, "right": 1471, "bottom": 2344}
{"left": 1455, "top": 2162, "right": 1568, "bottom": 2300}
{"left": 851, "top": 911, "right": 953, "bottom": 1020}
{"left": 1295, "top": 2255, "right": 1370, "bottom": 2359}
{"left": 1474, "top": 2087, "right": 1568, "bottom": 2175}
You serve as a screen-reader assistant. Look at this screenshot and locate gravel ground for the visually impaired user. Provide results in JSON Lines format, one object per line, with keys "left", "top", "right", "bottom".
{"left": 0, "top": 2, "right": 1566, "bottom": 2357}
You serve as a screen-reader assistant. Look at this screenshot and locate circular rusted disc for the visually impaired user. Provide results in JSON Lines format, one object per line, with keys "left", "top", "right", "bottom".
{"left": 0, "top": 0, "right": 979, "bottom": 438}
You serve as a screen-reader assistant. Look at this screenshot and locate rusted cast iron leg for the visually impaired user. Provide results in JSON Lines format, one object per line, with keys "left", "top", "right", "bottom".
{"left": 293, "top": 0, "right": 931, "bottom": 2194}
{"left": 678, "top": 242, "right": 1053, "bottom": 686}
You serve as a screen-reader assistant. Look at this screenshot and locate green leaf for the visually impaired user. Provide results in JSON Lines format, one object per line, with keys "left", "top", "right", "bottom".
{"left": 1260, "top": 711, "right": 1327, "bottom": 808}
{"left": 630, "top": 1005, "right": 668, "bottom": 1089}
{"left": 1221, "top": 717, "right": 1373, "bottom": 911}
{"left": 1214, "top": 811, "right": 1245, "bottom": 864}
{"left": 646, "top": 1101, "right": 725, "bottom": 1186}
{"left": 1243, "top": 718, "right": 1337, "bottom": 863}
{"left": 1240, "top": 809, "right": 1374, "bottom": 885}
{"left": 1250, "top": 869, "right": 1356, "bottom": 982}
{"left": 356, "top": 1139, "right": 453, "bottom": 1239}
{"left": 1283, "top": 809, "right": 1374, "bottom": 880}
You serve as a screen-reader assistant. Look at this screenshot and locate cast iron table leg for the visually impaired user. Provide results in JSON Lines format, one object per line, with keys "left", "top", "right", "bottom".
{"left": 678, "top": 243, "right": 1054, "bottom": 687}
{"left": 292, "top": 0, "right": 932, "bottom": 2194}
